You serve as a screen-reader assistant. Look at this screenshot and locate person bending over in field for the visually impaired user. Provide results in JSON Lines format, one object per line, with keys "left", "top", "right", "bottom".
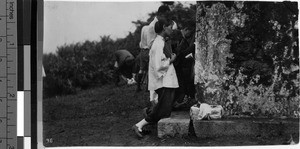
{"left": 113, "top": 49, "right": 137, "bottom": 86}
{"left": 132, "top": 19, "right": 178, "bottom": 138}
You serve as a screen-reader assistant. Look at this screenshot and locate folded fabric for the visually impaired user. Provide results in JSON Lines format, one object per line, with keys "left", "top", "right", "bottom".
{"left": 190, "top": 103, "right": 224, "bottom": 120}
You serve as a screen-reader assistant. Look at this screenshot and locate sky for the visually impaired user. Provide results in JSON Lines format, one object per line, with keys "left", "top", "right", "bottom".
{"left": 43, "top": 1, "right": 196, "bottom": 54}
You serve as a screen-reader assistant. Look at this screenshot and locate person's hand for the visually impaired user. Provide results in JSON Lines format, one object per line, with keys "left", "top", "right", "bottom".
{"left": 138, "top": 70, "right": 143, "bottom": 74}
{"left": 153, "top": 99, "right": 158, "bottom": 104}
{"left": 127, "top": 78, "right": 136, "bottom": 85}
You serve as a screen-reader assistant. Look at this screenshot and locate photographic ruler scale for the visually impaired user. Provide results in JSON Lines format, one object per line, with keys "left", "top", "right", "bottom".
{"left": 0, "top": 0, "right": 18, "bottom": 149}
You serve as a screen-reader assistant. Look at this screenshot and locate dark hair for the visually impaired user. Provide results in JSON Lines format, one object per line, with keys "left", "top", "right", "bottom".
{"left": 154, "top": 19, "right": 172, "bottom": 34}
{"left": 154, "top": 20, "right": 164, "bottom": 34}
{"left": 170, "top": 29, "right": 183, "bottom": 41}
{"left": 157, "top": 5, "right": 170, "bottom": 15}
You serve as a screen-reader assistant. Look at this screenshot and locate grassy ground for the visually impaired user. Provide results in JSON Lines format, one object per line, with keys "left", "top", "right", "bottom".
{"left": 43, "top": 83, "right": 298, "bottom": 147}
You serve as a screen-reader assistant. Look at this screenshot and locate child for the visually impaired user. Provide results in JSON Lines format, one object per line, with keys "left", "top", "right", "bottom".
{"left": 132, "top": 19, "right": 178, "bottom": 138}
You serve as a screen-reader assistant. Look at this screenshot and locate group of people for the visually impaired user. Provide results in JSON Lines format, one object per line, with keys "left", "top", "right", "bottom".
{"left": 113, "top": 5, "right": 196, "bottom": 138}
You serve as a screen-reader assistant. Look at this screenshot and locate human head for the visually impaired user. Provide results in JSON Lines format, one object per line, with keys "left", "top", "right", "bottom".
{"left": 157, "top": 5, "right": 171, "bottom": 21}
{"left": 181, "top": 28, "right": 193, "bottom": 39}
{"left": 154, "top": 19, "right": 173, "bottom": 37}
{"left": 170, "top": 29, "right": 183, "bottom": 41}
{"left": 181, "top": 21, "right": 195, "bottom": 39}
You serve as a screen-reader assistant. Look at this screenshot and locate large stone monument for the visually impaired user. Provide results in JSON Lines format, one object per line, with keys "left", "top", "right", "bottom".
{"left": 194, "top": 2, "right": 245, "bottom": 105}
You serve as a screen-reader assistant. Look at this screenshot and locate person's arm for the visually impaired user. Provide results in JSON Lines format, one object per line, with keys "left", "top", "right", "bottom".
{"left": 113, "top": 51, "right": 119, "bottom": 68}
{"left": 120, "top": 75, "right": 128, "bottom": 82}
{"left": 139, "top": 27, "right": 146, "bottom": 49}
{"left": 153, "top": 40, "right": 172, "bottom": 78}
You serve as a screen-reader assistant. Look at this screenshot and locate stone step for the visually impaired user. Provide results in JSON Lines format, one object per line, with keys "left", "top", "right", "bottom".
{"left": 157, "top": 111, "right": 190, "bottom": 138}
{"left": 193, "top": 118, "right": 299, "bottom": 138}
{"left": 157, "top": 111, "right": 299, "bottom": 139}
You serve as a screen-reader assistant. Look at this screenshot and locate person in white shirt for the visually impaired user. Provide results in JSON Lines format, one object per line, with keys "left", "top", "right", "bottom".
{"left": 137, "top": 6, "right": 179, "bottom": 116}
{"left": 132, "top": 19, "right": 178, "bottom": 138}
{"left": 136, "top": 5, "right": 171, "bottom": 94}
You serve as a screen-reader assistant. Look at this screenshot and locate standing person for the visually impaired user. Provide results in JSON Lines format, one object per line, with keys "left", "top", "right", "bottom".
{"left": 136, "top": 5, "right": 171, "bottom": 96}
{"left": 173, "top": 24, "right": 196, "bottom": 110}
{"left": 113, "top": 49, "right": 136, "bottom": 86}
{"left": 132, "top": 19, "right": 178, "bottom": 138}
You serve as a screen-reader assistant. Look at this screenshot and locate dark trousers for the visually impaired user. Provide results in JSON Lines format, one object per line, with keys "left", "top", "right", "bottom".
{"left": 174, "top": 71, "right": 185, "bottom": 103}
{"left": 145, "top": 87, "right": 175, "bottom": 123}
{"left": 139, "top": 48, "right": 149, "bottom": 72}
{"left": 113, "top": 65, "right": 133, "bottom": 86}
{"left": 175, "top": 67, "right": 195, "bottom": 103}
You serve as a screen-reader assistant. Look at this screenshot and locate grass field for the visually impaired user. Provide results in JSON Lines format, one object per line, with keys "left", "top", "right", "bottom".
{"left": 43, "top": 83, "right": 298, "bottom": 147}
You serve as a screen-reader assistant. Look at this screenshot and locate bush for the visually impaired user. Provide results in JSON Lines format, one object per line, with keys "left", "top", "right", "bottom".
{"left": 43, "top": 38, "right": 116, "bottom": 98}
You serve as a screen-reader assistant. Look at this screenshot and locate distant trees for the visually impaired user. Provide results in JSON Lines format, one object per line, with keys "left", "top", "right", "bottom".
{"left": 43, "top": 38, "right": 116, "bottom": 97}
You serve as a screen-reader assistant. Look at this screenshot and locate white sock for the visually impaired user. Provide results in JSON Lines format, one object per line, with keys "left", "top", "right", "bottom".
{"left": 135, "top": 119, "right": 149, "bottom": 132}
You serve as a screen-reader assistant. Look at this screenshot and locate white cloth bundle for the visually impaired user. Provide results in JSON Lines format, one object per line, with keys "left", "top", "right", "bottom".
{"left": 190, "top": 103, "right": 224, "bottom": 120}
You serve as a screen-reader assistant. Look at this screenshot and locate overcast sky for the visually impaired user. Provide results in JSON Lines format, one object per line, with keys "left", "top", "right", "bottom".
{"left": 43, "top": 1, "right": 196, "bottom": 54}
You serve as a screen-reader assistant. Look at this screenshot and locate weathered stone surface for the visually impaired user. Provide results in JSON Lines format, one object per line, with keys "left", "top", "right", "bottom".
{"left": 193, "top": 120, "right": 257, "bottom": 138}
{"left": 158, "top": 112, "right": 299, "bottom": 139}
{"left": 193, "top": 118, "right": 299, "bottom": 138}
{"left": 157, "top": 112, "right": 190, "bottom": 138}
{"left": 253, "top": 120, "right": 300, "bottom": 137}
{"left": 195, "top": 3, "right": 235, "bottom": 105}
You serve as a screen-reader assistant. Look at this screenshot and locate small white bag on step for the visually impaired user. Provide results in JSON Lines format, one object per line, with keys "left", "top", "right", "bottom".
{"left": 190, "top": 103, "right": 224, "bottom": 121}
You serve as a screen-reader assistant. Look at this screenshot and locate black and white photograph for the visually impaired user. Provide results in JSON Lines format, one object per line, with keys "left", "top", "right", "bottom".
{"left": 42, "top": 0, "right": 299, "bottom": 147}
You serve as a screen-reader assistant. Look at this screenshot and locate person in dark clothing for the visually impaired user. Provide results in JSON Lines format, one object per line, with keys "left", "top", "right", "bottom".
{"left": 113, "top": 49, "right": 137, "bottom": 86}
{"left": 173, "top": 25, "right": 196, "bottom": 110}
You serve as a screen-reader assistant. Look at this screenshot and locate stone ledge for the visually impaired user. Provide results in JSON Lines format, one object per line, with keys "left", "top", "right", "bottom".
{"left": 193, "top": 118, "right": 299, "bottom": 138}
{"left": 157, "top": 112, "right": 190, "bottom": 138}
{"left": 157, "top": 111, "right": 299, "bottom": 139}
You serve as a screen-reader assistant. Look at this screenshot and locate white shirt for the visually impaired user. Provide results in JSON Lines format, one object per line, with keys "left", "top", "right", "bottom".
{"left": 148, "top": 35, "right": 179, "bottom": 91}
{"left": 139, "top": 17, "right": 158, "bottom": 49}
